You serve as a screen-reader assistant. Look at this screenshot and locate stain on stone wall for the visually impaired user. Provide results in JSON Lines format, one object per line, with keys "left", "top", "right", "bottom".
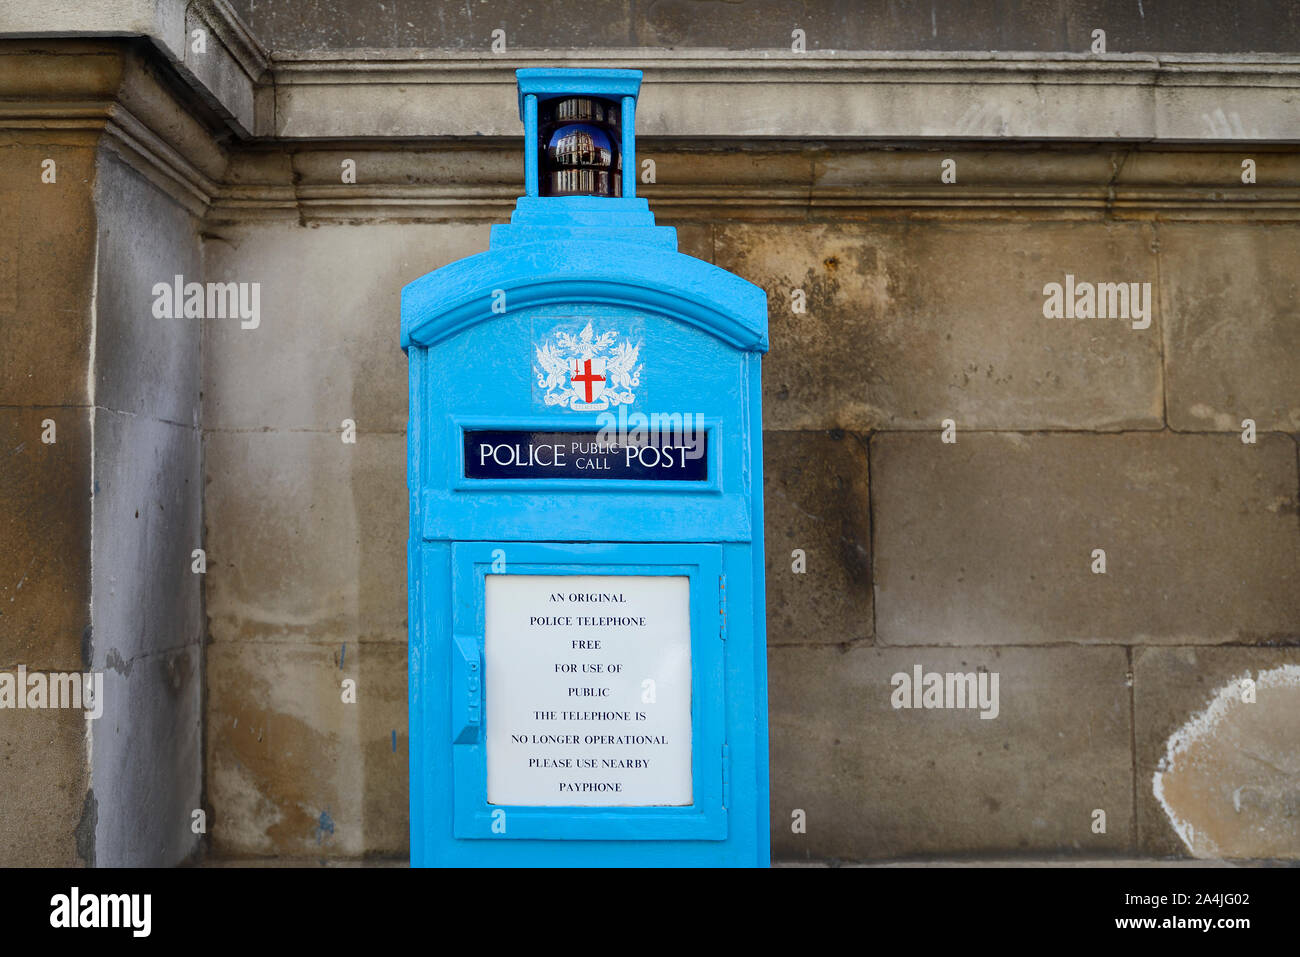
{"left": 1153, "top": 665, "right": 1300, "bottom": 859}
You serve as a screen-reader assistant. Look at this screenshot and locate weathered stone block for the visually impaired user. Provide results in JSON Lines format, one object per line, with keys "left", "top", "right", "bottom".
{"left": 231, "top": 0, "right": 633, "bottom": 51}
{"left": 872, "top": 432, "right": 1300, "bottom": 645}
{"left": 93, "top": 151, "right": 202, "bottom": 426}
{"left": 0, "top": 705, "right": 89, "bottom": 866}
{"left": 202, "top": 222, "right": 490, "bottom": 432}
{"left": 1160, "top": 225, "right": 1300, "bottom": 433}
{"left": 1135, "top": 646, "right": 1300, "bottom": 859}
{"left": 0, "top": 144, "right": 97, "bottom": 407}
{"left": 288, "top": 148, "right": 518, "bottom": 190}
{"left": 227, "top": 0, "right": 1300, "bottom": 54}
{"left": 815, "top": 149, "right": 1120, "bottom": 189}
{"left": 666, "top": 222, "right": 713, "bottom": 263}
{"left": 88, "top": 409, "right": 203, "bottom": 867}
{"left": 92, "top": 643, "right": 201, "bottom": 866}
{"left": 0, "top": 407, "right": 91, "bottom": 670}
{"left": 203, "top": 429, "right": 407, "bottom": 644}
{"left": 770, "top": 645, "right": 1133, "bottom": 860}
{"left": 91, "top": 409, "right": 201, "bottom": 664}
{"left": 713, "top": 222, "right": 1163, "bottom": 431}
{"left": 206, "top": 640, "right": 408, "bottom": 858}
{"left": 763, "top": 430, "right": 872, "bottom": 645}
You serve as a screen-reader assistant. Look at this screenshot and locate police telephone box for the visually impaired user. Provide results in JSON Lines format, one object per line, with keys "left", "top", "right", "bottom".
{"left": 401, "top": 68, "right": 769, "bottom": 866}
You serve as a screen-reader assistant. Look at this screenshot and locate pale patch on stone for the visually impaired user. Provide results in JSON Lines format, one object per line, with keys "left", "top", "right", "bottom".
{"left": 1186, "top": 403, "right": 1238, "bottom": 431}
{"left": 209, "top": 755, "right": 283, "bottom": 855}
{"left": 833, "top": 401, "right": 890, "bottom": 431}
{"left": 1154, "top": 665, "right": 1300, "bottom": 859}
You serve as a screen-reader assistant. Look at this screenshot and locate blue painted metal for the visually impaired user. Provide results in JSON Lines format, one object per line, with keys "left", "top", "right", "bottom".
{"left": 403, "top": 67, "right": 769, "bottom": 867}
{"left": 620, "top": 95, "right": 636, "bottom": 199}
{"left": 515, "top": 67, "right": 643, "bottom": 123}
{"left": 516, "top": 68, "right": 641, "bottom": 203}
{"left": 523, "top": 93, "right": 539, "bottom": 198}
{"left": 402, "top": 222, "right": 767, "bottom": 351}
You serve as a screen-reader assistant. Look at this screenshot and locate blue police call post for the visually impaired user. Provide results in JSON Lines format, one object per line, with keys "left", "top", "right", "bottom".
{"left": 401, "top": 68, "right": 770, "bottom": 866}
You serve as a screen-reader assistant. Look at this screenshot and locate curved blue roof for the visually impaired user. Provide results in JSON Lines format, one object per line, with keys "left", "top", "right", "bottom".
{"left": 401, "top": 240, "right": 769, "bottom": 353}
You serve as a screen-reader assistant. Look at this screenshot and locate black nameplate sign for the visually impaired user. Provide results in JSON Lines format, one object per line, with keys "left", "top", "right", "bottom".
{"left": 464, "top": 429, "right": 708, "bottom": 481}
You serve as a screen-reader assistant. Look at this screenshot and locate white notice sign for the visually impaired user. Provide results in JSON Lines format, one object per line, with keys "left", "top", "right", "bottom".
{"left": 485, "top": 574, "right": 693, "bottom": 806}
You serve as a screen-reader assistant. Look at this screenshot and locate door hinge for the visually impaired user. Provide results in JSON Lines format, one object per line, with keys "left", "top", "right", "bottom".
{"left": 718, "top": 574, "right": 726, "bottom": 641}
{"left": 451, "top": 632, "right": 482, "bottom": 744}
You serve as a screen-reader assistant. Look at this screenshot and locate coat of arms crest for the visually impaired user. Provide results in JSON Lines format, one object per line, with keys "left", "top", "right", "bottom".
{"left": 535, "top": 321, "right": 642, "bottom": 411}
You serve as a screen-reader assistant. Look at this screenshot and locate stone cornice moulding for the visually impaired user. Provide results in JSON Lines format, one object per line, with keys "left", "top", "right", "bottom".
{"left": 267, "top": 50, "right": 1300, "bottom": 142}
{"left": 178, "top": 0, "right": 271, "bottom": 136}
{"left": 189, "top": 0, "right": 270, "bottom": 81}
{"left": 4, "top": 31, "right": 1300, "bottom": 221}
{"left": 203, "top": 145, "right": 1300, "bottom": 225}
{"left": 0, "top": 0, "right": 268, "bottom": 135}
{"left": 4, "top": 3, "right": 1300, "bottom": 144}
{"left": 271, "top": 48, "right": 1300, "bottom": 79}
{"left": 102, "top": 99, "right": 218, "bottom": 216}
{"left": 0, "top": 43, "right": 229, "bottom": 216}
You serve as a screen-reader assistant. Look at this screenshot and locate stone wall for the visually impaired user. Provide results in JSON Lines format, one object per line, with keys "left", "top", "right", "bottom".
{"left": 0, "top": 129, "right": 98, "bottom": 866}
{"left": 89, "top": 148, "right": 204, "bottom": 867}
{"left": 197, "top": 154, "right": 1299, "bottom": 862}
{"left": 230, "top": 0, "right": 1300, "bottom": 53}
{"left": 0, "top": 43, "right": 206, "bottom": 866}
